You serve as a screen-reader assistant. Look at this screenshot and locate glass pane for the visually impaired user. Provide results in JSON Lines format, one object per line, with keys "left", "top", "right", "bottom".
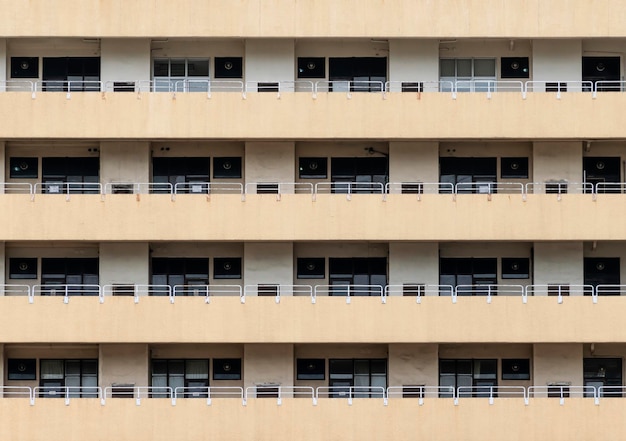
{"left": 170, "top": 59, "right": 186, "bottom": 77}
{"left": 354, "top": 360, "right": 370, "bottom": 375}
{"left": 474, "top": 359, "right": 497, "bottom": 379}
{"left": 474, "top": 59, "right": 496, "bottom": 77}
{"left": 65, "top": 360, "right": 81, "bottom": 376}
{"left": 187, "top": 59, "right": 209, "bottom": 77}
{"left": 329, "top": 359, "right": 353, "bottom": 378}
{"left": 153, "top": 59, "right": 169, "bottom": 77}
{"left": 169, "top": 376, "right": 184, "bottom": 391}
{"left": 457, "top": 59, "right": 472, "bottom": 77}
{"left": 41, "top": 360, "right": 64, "bottom": 379}
{"left": 169, "top": 360, "right": 185, "bottom": 375}
{"left": 82, "top": 360, "right": 98, "bottom": 375}
{"left": 152, "top": 360, "right": 168, "bottom": 375}
{"left": 440, "top": 59, "right": 456, "bottom": 77}
{"left": 371, "top": 360, "right": 386, "bottom": 375}
{"left": 185, "top": 360, "right": 209, "bottom": 379}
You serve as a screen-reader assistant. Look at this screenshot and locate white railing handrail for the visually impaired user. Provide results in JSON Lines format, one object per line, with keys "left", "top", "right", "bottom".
{"left": 315, "top": 386, "right": 387, "bottom": 400}
{"left": 173, "top": 182, "right": 243, "bottom": 195}
{"left": 386, "top": 385, "right": 453, "bottom": 398}
{"left": 34, "top": 385, "right": 102, "bottom": 401}
{"left": 456, "top": 385, "right": 526, "bottom": 397}
{"left": 314, "top": 182, "right": 385, "bottom": 194}
{"left": 33, "top": 182, "right": 102, "bottom": 195}
{"left": 0, "top": 284, "right": 31, "bottom": 296}
{"left": 32, "top": 284, "right": 102, "bottom": 299}
{"left": 313, "top": 284, "right": 385, "bottom": 299}
{"left": 173, "top": 386, "right": 244, "bottom": 400}
{"left": 243, "top": 284, "right": 313, "bottom": 297}
{"left": 244, "top": 182, "right": 314, "bottom": 194}
{"left": 0, "top": 386, "right": 34, "bottom": 398}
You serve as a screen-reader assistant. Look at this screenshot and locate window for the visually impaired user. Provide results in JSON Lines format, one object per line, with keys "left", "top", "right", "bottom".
{"left": 582, "top": 57, "right": 621, "bottom": 92}
{"left": 214, "top": 57, "right": 243, "bottom": 79}
{"left": 9, "top": 258, "right": 37, "bottom": 279}
{"left": 500, "top": 57, "right": 529, "bottom": 79}
{"left": 546, "top": 82, "right": 567, "bottom": 92}
{"left": 440, "top": 157, "right": 497, "bottom": 194}
{"left": 329, "top": 359, "right": 386, "bottom": 398}
{"left": 439, "top": 359, "right": 497, "bottom": 397}
{"left": 401, "top": 82, "right": 424, "bottom": 92}
{"left": 501, "top": 359, "right": 530, "bottom": 380}
{"left": 9, "top": 157, "right": 38, "bottom": 179}
{"left": 258, "top": 284, "right": 278, "bottom": 296}
{"left": 153, "top": 58, "right": 209, "bottom": 92}
{"left": 213, "top": 359, "right": 241, "bottom": 380}
{"left": 40, "top": 359, "right": 98, "bottom": 397}
{"left": 213, "top": 257, "right": 242, "bottom": 279}
{"left": 151, "top": 359, "right": 209, "bottom": 398}
{"left": 584, "top": 358, "right": 622, "bottom": 397}
{"left": 403, "top": 283, "right": 425, "bottom": 297}
{"left": 501, "top": 258, "right": 530, "bottom": 279}
{"left": 151, "top": 258, "right": 209, "bottom": 295}
{"left": 548, "top": 284, "right": 570, "bottom": 296}
{"left": 42, "top": 57, "right": 100, "bottom": 91}
{"left": 501, "top": 157, "right": 529, "bottom": 179}
{"left": 152, "top": 157, "right": 210, "bottom": 194}
{"left": 8, "top": 359, "right": 36, "bottom": 380}
{"left": 585, "top": 258, "right": 620, "bottom": 295}
{"left": 329, "top": 57, "right": 387, "bottom": 92}
{"left": 297, "top": 57, "right": 325, "bottom": 79}
{"left": 41, "top": 258, "right": 99, "bottom": 296}
{"left": 440, "top": 58, "right": 496, "bottom": 91}
{"left": 297, "top": 258, "right": 325, "bottom": 279}
{"left": 299, "top": 157, "right": 328, "bottom": 179}
{"left": 42, "top": 157, "right": 99, "bottom": 194}
{"left": 331, "top": 157, "right": 388, "bottom": 194}
{"left": 11, "top": 57, "right": 38, "bottom": 79}
{"left": 439, "top": 258, "right": 497, "bottom": 295}
{"left": 213, "top": 157, "right": 242, "bottom": 179}
{"left": 584, "top": 157, "right": 621, "bottom": 193}
{"left": 329, "top": 257, "right": 387, "bottom": 296}
{"left": 297, "top": 359, "right": 325, "bottom": 380}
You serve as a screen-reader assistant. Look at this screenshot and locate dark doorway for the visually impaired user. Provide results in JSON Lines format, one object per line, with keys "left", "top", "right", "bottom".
{"left": 582, "top": 57, "right": 620, "bottom": 92}
{"left": 329, "top": 57, "right": 387, "bottom": 92}
{"left": 42, "top": 57, "right": 100, "bottom": 91}
{"left": 584, "top": 257, "right": 620, "bottom": 295}
{"left": 583, "top": 157, "right": 621, "bottom": 193}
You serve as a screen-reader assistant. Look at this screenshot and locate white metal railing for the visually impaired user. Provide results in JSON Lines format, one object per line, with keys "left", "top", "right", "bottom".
{"left": 174, "top": 182, "right": 243, "bottom": 195}
{"left": 12, "top": 79, "right": 626, "bottom": 96}
{"left": 243, "top": 284, "right": 313, "bottom": 300}
{"left": 0, "top": 386, "right": 34, "bottom": 398}
{"left": 244, "top": 182, "right": 314, "bottom": 195}
{"left": 315, "top": 386, "right": 386, "bottom": 401}
{"left": 14, "top": 283, "right": 626, "bottom": 303}
{"left": 0, "top": 183, "right": 33, "bottom": 194}
{"left": 31, "top": 284, "right": 101, "bottom": 303}
{"left": 34, "top": 182, "right": 101, "bottom": 195}
{"left": 313, "top": 284, "right": 386, "bottom": 303}
{"left": 455, "top": 182, "right": 525, "bottom": 194}
{"left": 314, "top": 182, "right": 385, "bottom": 194}
{"left": 385, "top": 182, "right": 455, "bottom": 194}
{"left": 34, "top": 386, "right": 101, "bottom": 403}
{"left": 12, "top": 385, "right": 626, "bottom": 405}
{"left": 172, "top": 284, "right": 242, "bottom": 303}
{"left": 10, "top": 181, "right": 626, "bottom": 196}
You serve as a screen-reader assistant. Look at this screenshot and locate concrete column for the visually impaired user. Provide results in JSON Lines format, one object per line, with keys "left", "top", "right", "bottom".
{"left": 0, "top": 141, "right": 5, "bottom": 193}
{"left": 100, "top": 39, "right": 151, "bottom": 91}
{"left": 533, "top": 242, "right": 584, "bottom": 294}
{"left": 533, "top": 141, "right": 583, "bottom": 193}
{"left": 99, "top": 344, "right": 149, "bottom": 389}
{"left": 244, "top": 141, "right": 295, "bottom": 185}
{"left": 533, "top": 344, "right": 583, "bottom": 390}
{"left": 244, "top": 39, "right": 295, "bottom": 86}
{"left": 0, "top": 241, "right": 5, "bottom": 288}
{"left": 99, "top": 243, "right": 150, "bottom": 289}
{"left": 532, "top": 39, "right": 582, "bottom": 90}
{"left": 243, "top": 344, "right": 294, "bottom": 396}
{"left": 389, "top": 141, "right": 439, "bottom": 191}
{"left": 388, "top": 344, "right": 438, "bottom": 389}
{"left": 388, "top": 243, "right": 439, "bottom": 295}
{"left": 0, "top": 39, "right": 6, "bottom": 91}
{"left": 244, "top": 242, "right": 294, "bottom": 294}
{"left": 388, "top": 39, "right": 439, "bottom": 92}
{"left": 100, "top": 141, "right": 150, "bottom": 184}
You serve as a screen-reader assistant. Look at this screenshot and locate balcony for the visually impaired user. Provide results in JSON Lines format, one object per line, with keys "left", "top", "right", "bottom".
{"left": 0, "top": 392, "right": 624, "bottom": 441}
{"left": 0, "top": 191, "right": 625, "bottom": 241}
{"left": 0, "top": 294, "right": 625, "bottom": 344}
{"left": 0, "top": 83, "right": 626, "bottom": 140}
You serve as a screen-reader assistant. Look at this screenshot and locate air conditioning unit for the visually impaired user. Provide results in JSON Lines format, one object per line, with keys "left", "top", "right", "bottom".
{"left": 45, "top": 182, "right": 63, "bottom": 194}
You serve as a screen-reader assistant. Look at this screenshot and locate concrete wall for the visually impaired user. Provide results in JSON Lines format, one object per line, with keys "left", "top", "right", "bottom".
{"left": 533, "top": 142, "right": 582, "bottom": 191}
{"left": 245, "top": 40, "right": 294, "bottom": 84}
{"left": 100, "top": 141, "right": 150, "bottom": 184}
{"left": 100, "top": 39, "right": 150, "bottom": 90}
{"left": 245, "top": 142, "right": 295, "bottom": 184}
{"left": 99, "top": 242, "right": 149, "bottom": 287}
{"left": 534, "top": 242, "right": 584, "bottom": 289}
{"left": 388, "top": 242, "right": 439, "bottom": 289}
{"left": 532, "top": 39, "right": 582, "bottom": 90}
{"left": 389, "top": 39, "right": 439, "bottom": 90}
{"left": 0, "top": 39, "right": 6, "bottom": 91}
{"left": 243, "top": 344, "right": 293, "bottom": 394}
{"left": 388, "top": 343, "right": 438, "bottom": 388}
{"left": 100, "top": 344, "right": 149, "bottom": 388}
{"left": 389, "top": 141, "right": 438, "bottom": 185}
{"left": 244, "top": 243, "right": 293, "bottom": 291}
{"left": 533, "top": 343, "right": 583, "bottom": 388}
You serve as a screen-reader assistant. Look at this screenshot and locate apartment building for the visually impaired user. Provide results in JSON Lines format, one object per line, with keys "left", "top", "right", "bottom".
{"left": 1, "top": 1, "right": 626, "bottom": 440}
